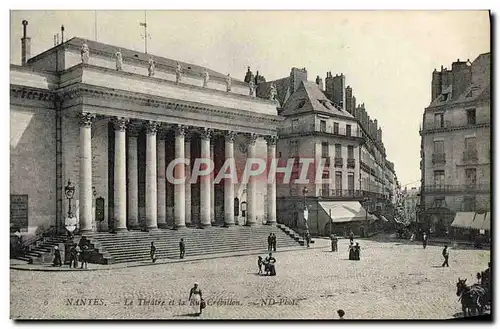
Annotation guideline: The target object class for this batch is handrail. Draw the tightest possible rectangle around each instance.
[21,227,57,247]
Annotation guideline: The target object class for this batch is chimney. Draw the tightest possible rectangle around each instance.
[289,67,307,94]
[315,75,323,91]
[451,59,472,100]
[21,20,31,65]
[431,68,442,102]
[61,25,65,44]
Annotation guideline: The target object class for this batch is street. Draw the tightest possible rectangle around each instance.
[10,238,490,319]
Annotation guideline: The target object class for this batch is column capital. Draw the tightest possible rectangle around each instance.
[248,133,259,145]
[145,121,160,135]
[79,112,96,127]
[225,131,236,143]
[200,128,212,140]
[265,135,278,146]
[113,117,129,131]
[174,124,186,137]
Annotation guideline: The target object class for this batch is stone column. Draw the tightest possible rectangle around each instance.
[174,125,186,228]
[246,134,258,226]
[157,132,167,228]
[200,128,212,227]
[127,127,139,229]
[210,141,215,224]
[79,112,95,233]
[145,121,159,231]
[113,117,129,232]
[184,133,192,226]
[266,135,277,225]
[224,131,236,226]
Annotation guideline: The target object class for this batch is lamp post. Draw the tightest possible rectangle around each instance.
[64,180,75,218]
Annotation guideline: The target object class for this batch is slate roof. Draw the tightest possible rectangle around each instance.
[280,80,355,119]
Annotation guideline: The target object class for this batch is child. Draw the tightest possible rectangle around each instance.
[257,256,263,274]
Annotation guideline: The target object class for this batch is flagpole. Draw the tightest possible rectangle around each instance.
[94,11,98,41]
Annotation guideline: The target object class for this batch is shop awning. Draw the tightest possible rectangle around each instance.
[470,213,486,230]
[451,212,476,229]
[481,212,490,231]
[319,201,368,223]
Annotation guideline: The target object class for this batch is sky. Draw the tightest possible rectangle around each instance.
[9,10,490,188]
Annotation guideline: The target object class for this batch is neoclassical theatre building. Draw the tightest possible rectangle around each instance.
[10,28,282,234]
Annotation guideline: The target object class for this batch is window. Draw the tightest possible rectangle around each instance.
[466,109,476,125]
[465,168,477,186]
[346,124,352,136]
[321,142,329,158]
[291,119,299,132]
[434,197,446,208]
[333,122,339,134]
[433,140,444,154]
[335,171,343,191]
[434,170,445,186]
[335,144,342,158]
[320,120,327,132]
[434,113,444,128]
[464,137,476,152]
[347,173,355,192]
[288,140,299,157]
[347,145,354,159]
[463,196,476,212]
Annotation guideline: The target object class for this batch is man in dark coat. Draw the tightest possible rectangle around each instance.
[331,235,338,252]
[179,238,185,259]
[271,233,277,252]
[349,230,354,244]
[69,244,78,268]
[422,232,428,249]
[441,245,449,267]
[267,234,272,252]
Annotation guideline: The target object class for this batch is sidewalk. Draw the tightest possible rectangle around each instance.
[10,239,330,272]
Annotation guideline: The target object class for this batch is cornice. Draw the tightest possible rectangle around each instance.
[10,84,56,102]
[424,98,490,112]
[59,84,283,124]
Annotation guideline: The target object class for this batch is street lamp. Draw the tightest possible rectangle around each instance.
[64,180,75,218]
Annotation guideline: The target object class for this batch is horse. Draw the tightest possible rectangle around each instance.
[456,278,487,317]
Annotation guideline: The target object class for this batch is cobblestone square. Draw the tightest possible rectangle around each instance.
[10,239,490,320]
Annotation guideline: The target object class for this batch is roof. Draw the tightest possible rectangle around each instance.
[28,37,240,82]
[280,81,356,118]
[428,52,491,108]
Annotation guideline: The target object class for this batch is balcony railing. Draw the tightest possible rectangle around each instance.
[278,124,360,137]
[463,150,478,162]
[334,157,343,168]
[432,153,446,165]
[347,158,356,168]
[421,119,490,133]
[328,189,362,197]
[422,184,490,193]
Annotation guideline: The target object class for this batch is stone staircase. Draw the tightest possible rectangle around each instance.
[276,224,306,245]
[15,235,67,264]
[82,225,302,264]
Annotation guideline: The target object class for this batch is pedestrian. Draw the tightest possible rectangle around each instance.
[305,231,310,247]
[179,238,185,259]
[267,234,272,252]
[80,245,89,269]
[52,246,62,267]
[69,244,78,268]
[188,282,204,316]
[272,233,277,252]
[337,309,345,320]
[257,256,263,274]
[354,242,361,261]
[348,242,355,260]
[349,230,354,244]
[150,241,157,263]
[422,232,428,249]
[410,233,415,242]
[441,245,449,267]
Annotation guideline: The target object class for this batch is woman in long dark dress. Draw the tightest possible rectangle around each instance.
[150,242,157,263]
[348,242,355,260]
[354,242,361,260]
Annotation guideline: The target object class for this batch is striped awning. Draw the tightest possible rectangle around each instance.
[481,212,490,231]
[319,201,368,223]
[470,213,486,230]
[451,212,476,229]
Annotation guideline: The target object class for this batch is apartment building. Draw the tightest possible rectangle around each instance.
[419,53,491,234]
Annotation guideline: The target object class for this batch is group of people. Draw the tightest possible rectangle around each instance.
[348,242,361,261]
[56,243,89,269]
[267,233,277,251]
[257,253,277,276]
[150,238,186,263]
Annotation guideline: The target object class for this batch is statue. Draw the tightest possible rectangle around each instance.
[225,74,232,92]
[269,83,277,101]
[176,62,182,83]
[115,49,123,71]
[203,69,210,87]
[148,58,155,77]
[81,42,90,64]
[248,79,255,97]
